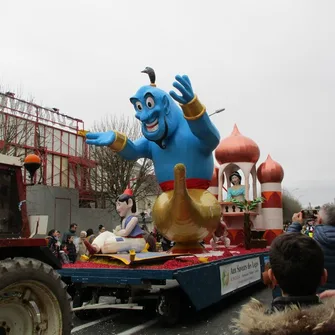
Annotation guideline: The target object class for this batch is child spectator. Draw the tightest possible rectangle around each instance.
[62,235,77,263]
[232,233,335,334]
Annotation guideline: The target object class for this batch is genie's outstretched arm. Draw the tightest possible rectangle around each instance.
[86,131,151,160]
[170,75,220,151]
[181,96,220,151]
[119,136,152,160]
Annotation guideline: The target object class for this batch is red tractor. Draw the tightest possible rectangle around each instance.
[0,154,72,334]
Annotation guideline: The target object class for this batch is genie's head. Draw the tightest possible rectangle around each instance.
[130,68,181,148]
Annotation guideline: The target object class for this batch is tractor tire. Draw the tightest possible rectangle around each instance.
[0,257,73,335]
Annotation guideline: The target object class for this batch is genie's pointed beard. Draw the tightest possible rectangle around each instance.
[153,118,168,149]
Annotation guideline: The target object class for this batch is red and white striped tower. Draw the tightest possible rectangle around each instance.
[207,167,220,199]
[257,155,284,245]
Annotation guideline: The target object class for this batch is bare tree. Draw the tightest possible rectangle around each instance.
[90,115,160,209]
[0,92,36,156]
[282,188,303,223]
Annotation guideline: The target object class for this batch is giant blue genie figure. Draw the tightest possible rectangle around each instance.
[87,68,221,253]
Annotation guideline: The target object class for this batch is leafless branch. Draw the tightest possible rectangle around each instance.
[282,188,303,223]
[0,91,36,156]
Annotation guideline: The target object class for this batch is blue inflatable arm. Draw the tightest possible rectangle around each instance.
[120,137,151,160]
[86,131,151,160]
[170,75,220,151]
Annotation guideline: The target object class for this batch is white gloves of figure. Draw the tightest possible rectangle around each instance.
[113,225,121,234]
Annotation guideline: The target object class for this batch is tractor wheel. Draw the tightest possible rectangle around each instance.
[0,257,72,335]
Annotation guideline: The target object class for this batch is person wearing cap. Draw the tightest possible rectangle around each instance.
[84,189,146,254]
[113,188,144,238]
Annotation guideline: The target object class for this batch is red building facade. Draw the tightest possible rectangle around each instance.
[0,92,96,205]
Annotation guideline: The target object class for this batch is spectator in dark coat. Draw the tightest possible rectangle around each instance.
[287,205,335,292]
[62,223,78,244]
[47,229,60,259]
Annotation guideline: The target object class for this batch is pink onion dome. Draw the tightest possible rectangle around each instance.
[215,124,260,164]
[257,154,284,183]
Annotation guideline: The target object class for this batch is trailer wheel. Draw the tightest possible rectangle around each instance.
[0,257,72,335]
[156,290,181,326]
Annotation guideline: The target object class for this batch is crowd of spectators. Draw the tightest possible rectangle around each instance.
[47,222,161,261]
[46,223,105,264]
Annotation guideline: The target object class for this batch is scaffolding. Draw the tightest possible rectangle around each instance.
[0,91,96,205]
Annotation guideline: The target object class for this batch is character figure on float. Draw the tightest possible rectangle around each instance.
[210,215,231,250]
[86,67,221,253]
[226,171,245,201]
[84,189,146,254]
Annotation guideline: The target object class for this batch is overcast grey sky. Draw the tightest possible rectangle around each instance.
[1,0,334,207]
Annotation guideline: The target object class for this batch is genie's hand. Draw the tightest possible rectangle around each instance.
[86,131,115,146]
[170,75,195,105]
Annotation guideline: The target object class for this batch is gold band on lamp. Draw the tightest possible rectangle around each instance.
[152,164,221,244]
[181,95,206,120]
[109,132,127,152]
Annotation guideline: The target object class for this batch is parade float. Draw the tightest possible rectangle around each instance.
[58,68,283,325]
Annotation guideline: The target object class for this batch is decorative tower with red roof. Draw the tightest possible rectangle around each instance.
[215,124,260,202]
[257,155,284,244]
[214,124,261,245]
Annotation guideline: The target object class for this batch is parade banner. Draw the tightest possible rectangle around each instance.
[220,257,261,295]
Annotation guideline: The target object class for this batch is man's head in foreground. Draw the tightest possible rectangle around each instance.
[269,233,327,296]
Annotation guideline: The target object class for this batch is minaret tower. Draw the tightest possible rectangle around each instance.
[257,155,284,245]
[215,124,260,202]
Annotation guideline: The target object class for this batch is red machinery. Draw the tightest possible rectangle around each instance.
[0,153,72,334]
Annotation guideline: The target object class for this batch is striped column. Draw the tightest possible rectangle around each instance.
[261,182,283,245]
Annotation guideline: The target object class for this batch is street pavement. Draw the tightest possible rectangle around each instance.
[71,283,272,335]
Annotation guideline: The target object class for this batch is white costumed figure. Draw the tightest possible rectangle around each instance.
[84,189,146,254]
[210,216,231,250]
